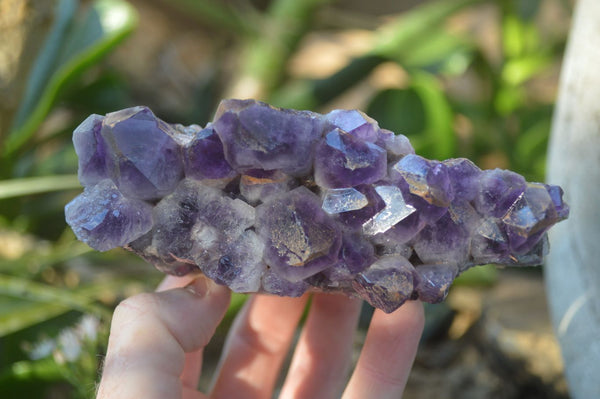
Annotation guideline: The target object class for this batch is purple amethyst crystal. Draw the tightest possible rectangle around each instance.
[73,114,108,186]
[212,99,324,176]
[183,125,236,181]
[102,106,184,200]
[353,256,416,313]
[256,187,342,282]
[314,128,387,188]
[474,169,527,218]
[65,179,153,251]
[391,154,454,207]
[414,264,458,303]
[324,109,380,142]
[65,99,569,313]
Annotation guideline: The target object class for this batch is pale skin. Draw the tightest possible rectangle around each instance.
[96,275,424,399]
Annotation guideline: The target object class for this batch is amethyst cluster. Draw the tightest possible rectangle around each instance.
[65,99,568,312]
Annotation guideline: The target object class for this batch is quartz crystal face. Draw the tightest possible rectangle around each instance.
[101,106,184,200]
[66,99,570,313]
[314,128,387,188]
[73,114,107,186]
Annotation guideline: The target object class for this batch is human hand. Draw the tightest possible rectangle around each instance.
[96,274,424,399]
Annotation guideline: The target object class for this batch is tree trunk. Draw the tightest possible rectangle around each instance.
[546,0,600,397]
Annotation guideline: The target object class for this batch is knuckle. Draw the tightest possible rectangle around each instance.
[112,293,159,324]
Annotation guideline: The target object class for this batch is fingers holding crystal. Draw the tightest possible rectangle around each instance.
[279,294,362,399]
[342,301,424,399]
[97,277,230,399]
[210,294,308,399]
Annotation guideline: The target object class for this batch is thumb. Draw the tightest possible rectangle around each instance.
[97,276,230,399]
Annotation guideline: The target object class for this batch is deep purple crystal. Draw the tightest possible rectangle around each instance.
[212,99,324,176]
[66,99,569,313]
[314,129,387,188]
[183,125,236,181]
[101,106,184,200]
[73,114,108,186]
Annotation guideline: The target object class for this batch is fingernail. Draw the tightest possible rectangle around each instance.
[184,276,211,298]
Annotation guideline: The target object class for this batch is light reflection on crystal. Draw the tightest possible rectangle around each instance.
[322,188,368,214]
[363,185,416,236]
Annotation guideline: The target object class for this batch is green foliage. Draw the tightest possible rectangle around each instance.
[0,0,570,396]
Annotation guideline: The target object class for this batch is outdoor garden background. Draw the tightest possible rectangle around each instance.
[0,0,575,397]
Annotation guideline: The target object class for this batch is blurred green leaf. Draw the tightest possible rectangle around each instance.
[494,85,523,115]
[0,175,80,200]
[390,27,472,72]
[366,88,427,137]
[454,264,498,286]
[502,55,551,86]
[0,275,114,336]
[366,72,456,161]
[502,13,526,58]
[0,233,91,277]
[10,0,78,133]
[502,12,541,59]
[372,0,482,57]
[412,72,456,160]
[161,0,254,34]
[4,0,137,157]
[271,0,482,110]
[0,358,66,398]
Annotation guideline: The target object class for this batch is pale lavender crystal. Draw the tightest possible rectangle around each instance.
[325,109,380,142]
[545,185,569,220]
[66,99,570,313]
[363,185,416,236]
[377,128,415,160]
[322,188,369,214]
[502,183,557,254]
[444,158,481,201]
[470,219,511,266]
[391,154,454,207]
[319,232,375,283]
[412,212,470,266]
[65,179,152,251]
[261,268,309,297]
[336,184,386,230]
[240,169,296,205]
